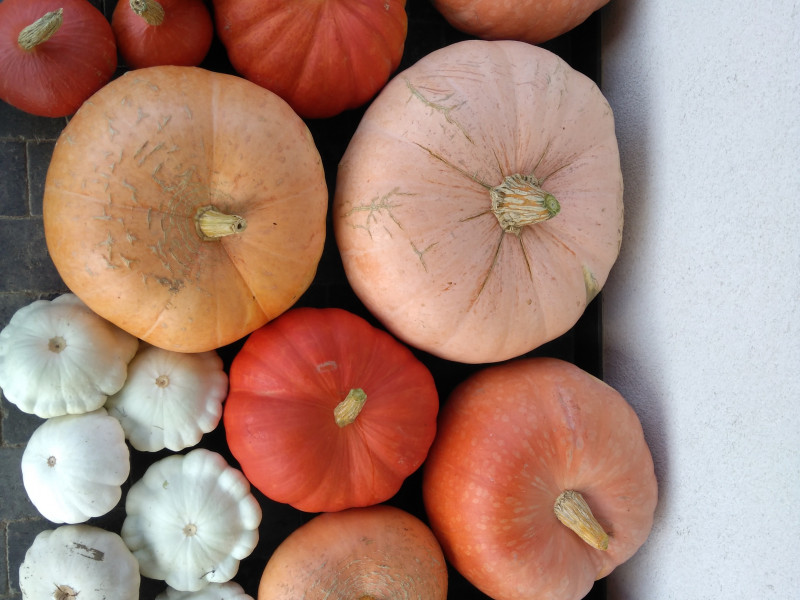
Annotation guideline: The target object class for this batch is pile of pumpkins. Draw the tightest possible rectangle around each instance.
[0,1,657,599]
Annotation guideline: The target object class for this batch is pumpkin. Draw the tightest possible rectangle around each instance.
[18,524,140,600]
[223,306,439,513]
[0,293,139,418]
[257,504,448,599]
[43,65,328,353]
[211,0,408,119]
[105,343,228,452]
[334,40,623,364]
[157,581,253,600]
[0,0,117,117]
[21,408,130,524]
[431,0,609,44]
[112,0,214,69]
[121,448,262,592]
[422,357,658,600]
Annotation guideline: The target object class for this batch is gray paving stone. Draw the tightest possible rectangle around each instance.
[6,517,49,597]
[26,141,55,217]
[0,291,65,329]
[0,523,7,596]
[0,101,66,142]
[1,395,44,448]
[0,218,64,293]
[0,447,39,521]
[0,142,27,217]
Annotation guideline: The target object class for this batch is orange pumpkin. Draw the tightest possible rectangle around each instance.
[258,505,448,600]
[334,40,623,364]
[431,0,609,44]
[422,357,657,600]
[43,66,328,353]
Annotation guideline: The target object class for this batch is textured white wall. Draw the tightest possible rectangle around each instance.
[600,0,800,597]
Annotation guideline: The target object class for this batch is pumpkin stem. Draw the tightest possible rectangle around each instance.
[130,0,166,26]
[490,173,560,235]
[18,8,63,51]
[195,205,247,240]
[53,584,78,600]
[553,490,609,551]
[334,388,367,427]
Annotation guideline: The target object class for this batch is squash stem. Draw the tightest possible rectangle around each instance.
[553,490,609,551]
[194,205,247,240]
[490,173,559,235]
[130,0,165,26]
[334,388,367,427]
[18,8,63,51]
[53,584,78,600]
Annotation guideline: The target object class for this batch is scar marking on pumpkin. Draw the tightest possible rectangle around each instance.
[414,143,491,188]
[158,115,172,131]
[106,116,119,140]
[133,140,148,159]
[316,361,338,373]
[405,79,473,143]
[71,543,104,561]
[410,240,438,272]
[139,142,165,166]
[344,187,412,237]
[583,265,600,303]
[136,107,149,124]
[183,105,193,119]
[122,179,139,204]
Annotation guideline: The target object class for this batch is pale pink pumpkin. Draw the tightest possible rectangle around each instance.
[334,40,623,364]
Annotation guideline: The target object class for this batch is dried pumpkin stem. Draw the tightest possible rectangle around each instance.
[53,584,78,600]
[195,205,247,240]
[490,173,560,235]
[553,490,609,551]
[130,0,165,26]
[18,8,63,51]
[334,388,367,427]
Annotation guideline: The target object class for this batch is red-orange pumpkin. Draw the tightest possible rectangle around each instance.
[258,505,448,599]
[111,0,214,69]
[211,0,408,119]
[422,357,658,600]
[432,0,609,44]
[43,66,328,353]
[0,0,117,117]
[334,40,623,364]
[223,307,439,513]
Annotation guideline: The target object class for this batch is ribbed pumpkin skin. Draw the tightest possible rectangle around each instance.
[422,357,658,600]
[258,505,448,600]
[212,0,408,119]
[112,0,214,69]
[0,0,117,117]
[334,40,623,364]
[224,307,439,513]
[432,0,609,44]
[43,66,328,353]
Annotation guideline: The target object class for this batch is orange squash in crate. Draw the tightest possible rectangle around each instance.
[423,357,657,600]
[43,66,328,353]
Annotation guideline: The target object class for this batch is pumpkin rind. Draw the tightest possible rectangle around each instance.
[334,40,623,363]
[422,357,657,600]
[156,581,253,600]
[212,0,408,119]
[43,66,328,353]
[432,0,609,44]
[121,448,262,592]
[0,0,117,117]
[21,408,131,524]
[223,307,439,513]
[0,293,139,418]
[257,505,448,600]
[18,524,140,600]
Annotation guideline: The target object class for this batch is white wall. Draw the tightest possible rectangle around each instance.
[600,0,800,597]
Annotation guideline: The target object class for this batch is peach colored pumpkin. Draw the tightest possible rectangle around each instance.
[432,0,609,44]
[43,66,327,353]
[422,357,657,600]
[334,40,623,364]
[258,505,448,600]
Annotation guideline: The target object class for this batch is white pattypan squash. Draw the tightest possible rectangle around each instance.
[121,448,262,592]
[106,344,228,452]
[18,524,140,600]
[156,581,254,600]
[0,293,138,418]
[21,408,130,523]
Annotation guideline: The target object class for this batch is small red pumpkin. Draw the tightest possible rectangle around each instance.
[258,505,448,600]
[223,307,439,513]
[211,0,408,119]
[111,0,214,69]
[423,357,658,600]
[0,0,117,117]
